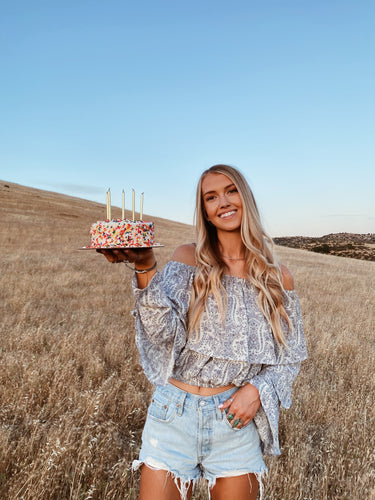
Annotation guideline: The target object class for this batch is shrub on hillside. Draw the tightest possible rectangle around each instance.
[311,244,331,254]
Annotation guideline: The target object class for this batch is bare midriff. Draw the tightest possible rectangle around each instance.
[169,378,235,396]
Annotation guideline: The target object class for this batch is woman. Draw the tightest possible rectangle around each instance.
[100,165,307,500]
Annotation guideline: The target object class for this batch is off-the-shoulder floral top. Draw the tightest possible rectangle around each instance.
[132,260,307,455]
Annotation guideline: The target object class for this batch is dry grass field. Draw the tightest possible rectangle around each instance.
[1,181,374,500]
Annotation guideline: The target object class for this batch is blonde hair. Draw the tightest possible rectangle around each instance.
[188,164,291,346]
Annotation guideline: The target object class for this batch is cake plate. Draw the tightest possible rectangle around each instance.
[80,243,164,250]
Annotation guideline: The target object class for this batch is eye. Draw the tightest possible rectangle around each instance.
[227,188,238,195]
[205,195,216,202]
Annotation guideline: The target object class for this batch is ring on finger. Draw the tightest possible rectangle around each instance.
[227,413,234,421]
[233,419,241,428]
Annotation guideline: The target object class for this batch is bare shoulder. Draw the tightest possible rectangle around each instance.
[280,264,295,291]
[171,243,196,266]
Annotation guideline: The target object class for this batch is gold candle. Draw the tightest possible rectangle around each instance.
[140,192,144,220]
[132,189,135,221]
[108,188,111,220]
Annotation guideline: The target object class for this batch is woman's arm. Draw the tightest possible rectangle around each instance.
[220,265,307,454]
[132,258,194,385]
[98,242,196,289]
[280,263,294,290]
[97,248,157,288]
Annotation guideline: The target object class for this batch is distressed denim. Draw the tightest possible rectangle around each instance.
[133,383,267,499]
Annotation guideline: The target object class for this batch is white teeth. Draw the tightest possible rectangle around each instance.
[220,211,236,218]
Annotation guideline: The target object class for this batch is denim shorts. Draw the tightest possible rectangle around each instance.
[132,383,267,499]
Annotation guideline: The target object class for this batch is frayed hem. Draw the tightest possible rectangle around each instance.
[132,459,267,500]
[206,468,267,500]
[255,469,267,500]
[132,458,199,500]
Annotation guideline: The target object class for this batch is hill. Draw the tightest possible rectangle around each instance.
[274,233,375,261]
[0,181,374,499]
[0,181,195,256]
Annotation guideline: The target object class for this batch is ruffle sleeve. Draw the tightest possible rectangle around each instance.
[249,289,307,455]
[250,362,301,455]
[132,261,194,385]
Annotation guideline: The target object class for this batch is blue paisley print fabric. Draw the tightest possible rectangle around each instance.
[132,260,307,455]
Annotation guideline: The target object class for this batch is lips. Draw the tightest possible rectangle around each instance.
[219,210,236,219]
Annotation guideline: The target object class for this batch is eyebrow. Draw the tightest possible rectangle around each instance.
[203,183,236,197]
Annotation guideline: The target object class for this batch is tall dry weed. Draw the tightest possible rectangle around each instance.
[0,182,374,499]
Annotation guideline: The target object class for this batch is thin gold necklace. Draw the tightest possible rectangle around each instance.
[221,255,246,261]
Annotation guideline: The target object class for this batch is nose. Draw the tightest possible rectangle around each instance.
[219,193,230,208]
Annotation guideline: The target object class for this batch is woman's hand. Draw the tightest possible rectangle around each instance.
[96,248,155,266]
[219,383,261,429]
[96,248,157,289]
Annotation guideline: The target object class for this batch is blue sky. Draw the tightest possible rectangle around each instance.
[1,0,374,236]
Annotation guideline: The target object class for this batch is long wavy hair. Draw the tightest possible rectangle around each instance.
[188,164,291,346]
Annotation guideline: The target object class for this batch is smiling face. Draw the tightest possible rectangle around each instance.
[201,172,243,233]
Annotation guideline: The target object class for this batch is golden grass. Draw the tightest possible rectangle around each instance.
[0,181,374,499]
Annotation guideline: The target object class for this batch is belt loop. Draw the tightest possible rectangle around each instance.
[176,391,187,416]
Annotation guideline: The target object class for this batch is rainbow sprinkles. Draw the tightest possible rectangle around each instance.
[89,219,155,248]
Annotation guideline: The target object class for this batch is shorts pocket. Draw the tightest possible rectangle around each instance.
[222,413,250,432]
[147,391,177,424]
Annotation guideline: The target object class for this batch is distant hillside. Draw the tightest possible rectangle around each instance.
[274,233,375,261]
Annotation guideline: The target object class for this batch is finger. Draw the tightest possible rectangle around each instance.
[232,418,242,428]
[112,249,130,262]
[241,418,251,428]
[218,396,235,411]
[99,250,119,263]
[121,248,155,263]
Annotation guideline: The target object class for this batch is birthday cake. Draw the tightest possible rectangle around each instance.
[88,219,155,248]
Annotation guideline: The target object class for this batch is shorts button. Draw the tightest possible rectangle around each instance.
[200,401,206,406]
